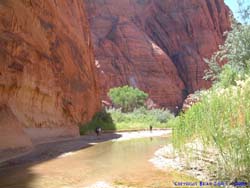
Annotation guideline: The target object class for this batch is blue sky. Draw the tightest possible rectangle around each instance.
[225,0,239,19]
[224,0,250,22]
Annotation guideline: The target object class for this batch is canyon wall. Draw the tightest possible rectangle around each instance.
[86,0,231,111]
[0,0,100,151]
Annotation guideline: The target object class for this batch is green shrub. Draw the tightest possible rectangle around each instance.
[110,107,174,130]
[80,107,174,134]
[108,85,148,112]
[79,109,115,135]
[204,23,250,87]
[218,64,238,87]
[170,79,250,181]
[173,3,250,181]
[147,108,174,123]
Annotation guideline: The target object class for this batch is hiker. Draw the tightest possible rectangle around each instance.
[95,127,102,136]
[149,125,153,132]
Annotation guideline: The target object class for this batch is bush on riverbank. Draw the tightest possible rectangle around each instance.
[80,107,174,134]
[170,78,250,182]
[170,10,250,181]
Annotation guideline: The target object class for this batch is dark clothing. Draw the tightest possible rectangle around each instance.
[95,127,102,136]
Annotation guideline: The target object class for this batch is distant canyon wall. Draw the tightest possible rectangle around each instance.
[86,0,231,111]
[0,0,100,151]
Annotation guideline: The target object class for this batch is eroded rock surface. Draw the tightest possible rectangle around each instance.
[0,0,100,151]
[86,0,231,110]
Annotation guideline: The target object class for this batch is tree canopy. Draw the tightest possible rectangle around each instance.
[108,85,148,112]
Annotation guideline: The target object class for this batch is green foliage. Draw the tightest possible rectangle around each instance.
[217,64,238,87]
[110,107,174,126]
[108,86,148,112]
[81,86,173,134]
[204,24,250,87]
[172,2,250,182]
[147,108,174,123]
[222,24,250,71]
[170,79,250,181]
[108,107,174,130]
[79,109,115,135]
[80,107,174,134]
[203,56,222,82]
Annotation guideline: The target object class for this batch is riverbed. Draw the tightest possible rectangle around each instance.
[0,130,196,188]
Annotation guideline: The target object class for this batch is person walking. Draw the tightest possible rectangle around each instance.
[95,127,102,136]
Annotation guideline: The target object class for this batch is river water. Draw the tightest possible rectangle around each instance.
[0,136,196,188]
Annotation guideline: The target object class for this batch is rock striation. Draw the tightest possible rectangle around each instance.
[86,0,231,111]
[0,0,100,152]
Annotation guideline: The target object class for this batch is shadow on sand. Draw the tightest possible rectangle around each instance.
[0,132,122,188]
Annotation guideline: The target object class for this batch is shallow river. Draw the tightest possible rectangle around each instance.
[0,136,195,188]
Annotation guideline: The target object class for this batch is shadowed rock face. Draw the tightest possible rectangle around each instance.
[0,0,100,151]
[86,0,231,110]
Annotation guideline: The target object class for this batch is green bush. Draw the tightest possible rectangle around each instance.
[170,79,250,181]
[79,109,115,135]
[108,85,148,112]
[218,64,238,87]
[80,107,174,134]
[147,108,174,123]
[172,3,250,182]
[204,23,250,87]
[104,107,173,130]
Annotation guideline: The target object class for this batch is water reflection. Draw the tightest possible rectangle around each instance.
[0,136,195,188]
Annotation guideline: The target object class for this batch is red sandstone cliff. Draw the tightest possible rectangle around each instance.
[86,0,231,110]
[0,0,100,152]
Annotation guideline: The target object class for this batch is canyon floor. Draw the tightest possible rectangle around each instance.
[1,130,222,188]
[0,130,171,167]
[1,130,197,188]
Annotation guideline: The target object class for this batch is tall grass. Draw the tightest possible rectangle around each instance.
[170,78,250,181]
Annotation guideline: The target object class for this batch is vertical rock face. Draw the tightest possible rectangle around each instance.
[0,0,100,151]
[86,0,231,110]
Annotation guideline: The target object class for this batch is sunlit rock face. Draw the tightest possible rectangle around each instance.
[86,0,231,111]
[0,0,100,151]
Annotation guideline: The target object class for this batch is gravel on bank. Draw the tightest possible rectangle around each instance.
[149,140,219,181]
